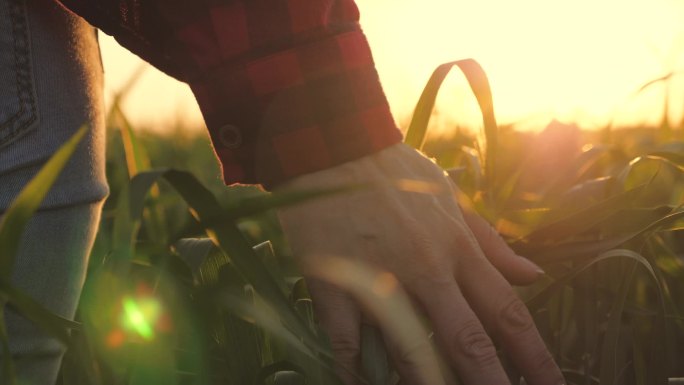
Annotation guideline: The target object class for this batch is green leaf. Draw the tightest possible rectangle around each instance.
[110,182,136,266]
[539,144,611,198]
[556,176,614,208]
[526,249,661,316]
[173,238,215,275]
[585,206,675,238]
[361,325,390,385]
[519,209,684,262]
[405,59,498,186]
[273,371,306,385]
[256,362,304,385]
[519,183,648,244]
[128,170,334,362]
[220,293,336,382]
[0,279,78,343]
[177,184,362,236]
[646,152,684,171]
[459,146,483,192]
[598,259,637,385]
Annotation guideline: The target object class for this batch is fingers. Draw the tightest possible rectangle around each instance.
[427,175,544,286]
[380,325,447,385]
[456,258,564,385]
[461,209,544,286]
[307,279,363,385]
[412,280,511,385]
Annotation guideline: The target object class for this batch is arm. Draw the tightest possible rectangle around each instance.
[57,1,563,384]
[56,0,402,187]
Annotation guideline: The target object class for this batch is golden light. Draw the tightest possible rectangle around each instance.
[100,0,684,133]
[359,0,684,132]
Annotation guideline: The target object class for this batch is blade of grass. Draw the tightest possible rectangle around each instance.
[273,371,306,385]
[256,361,304,385]
[526,249,661,316]
[220,292,338,383]
[540,145,611,198]
[0,279,78,342]
[113,103,169,246]
[173,238,215,275]
[110,182,136,266]
[646,152,684,171]
[519,209,684,262]
[128,170,334,362]
[519,183,649,244]
[599,258,637,385]
[307,256,445,385]
[176,185,363,236]
[161,170,331,354]
[405,59,498,187]
[361,325,390,385]
[527,247,669,385]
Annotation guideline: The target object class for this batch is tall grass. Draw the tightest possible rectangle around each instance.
[0,59,682,385]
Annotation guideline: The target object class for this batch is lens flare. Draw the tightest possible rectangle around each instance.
[121,296,162,340]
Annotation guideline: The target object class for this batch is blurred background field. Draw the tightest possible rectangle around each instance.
[60,59,682,384]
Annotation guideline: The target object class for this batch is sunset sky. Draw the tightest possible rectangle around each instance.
[100,0,684,135]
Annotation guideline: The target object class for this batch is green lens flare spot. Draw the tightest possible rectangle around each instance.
[121,296,161,340]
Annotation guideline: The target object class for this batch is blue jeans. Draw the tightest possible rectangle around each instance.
[0,0,109,383]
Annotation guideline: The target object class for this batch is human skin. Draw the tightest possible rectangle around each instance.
[277,143,564,385]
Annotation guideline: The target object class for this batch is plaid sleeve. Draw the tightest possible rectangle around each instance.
[57,0,403,188]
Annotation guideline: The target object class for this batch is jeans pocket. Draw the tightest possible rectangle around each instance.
[0,0,38,149]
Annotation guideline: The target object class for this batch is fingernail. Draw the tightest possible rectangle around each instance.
[519,255,546,276]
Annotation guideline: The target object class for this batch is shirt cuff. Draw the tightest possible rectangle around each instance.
[189,30,403,189]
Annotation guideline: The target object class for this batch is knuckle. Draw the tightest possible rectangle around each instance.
[452,320,499,365]
[395,337,433,368]
[330,334,361,361]
[497,296,535,335]
[528,347,558,374]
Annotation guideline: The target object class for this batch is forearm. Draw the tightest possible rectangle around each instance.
[55,0,403,187]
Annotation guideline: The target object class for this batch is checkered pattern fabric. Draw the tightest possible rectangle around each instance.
[57,0,403,187]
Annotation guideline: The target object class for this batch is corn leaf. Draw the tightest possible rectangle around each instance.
[405,59,498,186]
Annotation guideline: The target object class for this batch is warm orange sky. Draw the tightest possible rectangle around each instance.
[100,0,684,134]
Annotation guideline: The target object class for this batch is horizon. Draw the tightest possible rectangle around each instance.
[100,0,684,135]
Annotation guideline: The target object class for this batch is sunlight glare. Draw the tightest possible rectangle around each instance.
[100,0,684,133]
[358,0,684,131]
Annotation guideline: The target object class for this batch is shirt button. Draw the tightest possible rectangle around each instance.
[218,124,242,149]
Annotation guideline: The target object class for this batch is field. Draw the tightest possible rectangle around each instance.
[1,60,683,385]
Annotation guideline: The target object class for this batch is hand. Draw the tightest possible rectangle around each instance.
[276,143,563,385]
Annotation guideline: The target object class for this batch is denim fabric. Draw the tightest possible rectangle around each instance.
[0,0,109,384]
[2,202,103,385]
[0,0,109,211]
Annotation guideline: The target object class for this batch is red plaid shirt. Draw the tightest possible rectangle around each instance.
[57,0,403,188]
